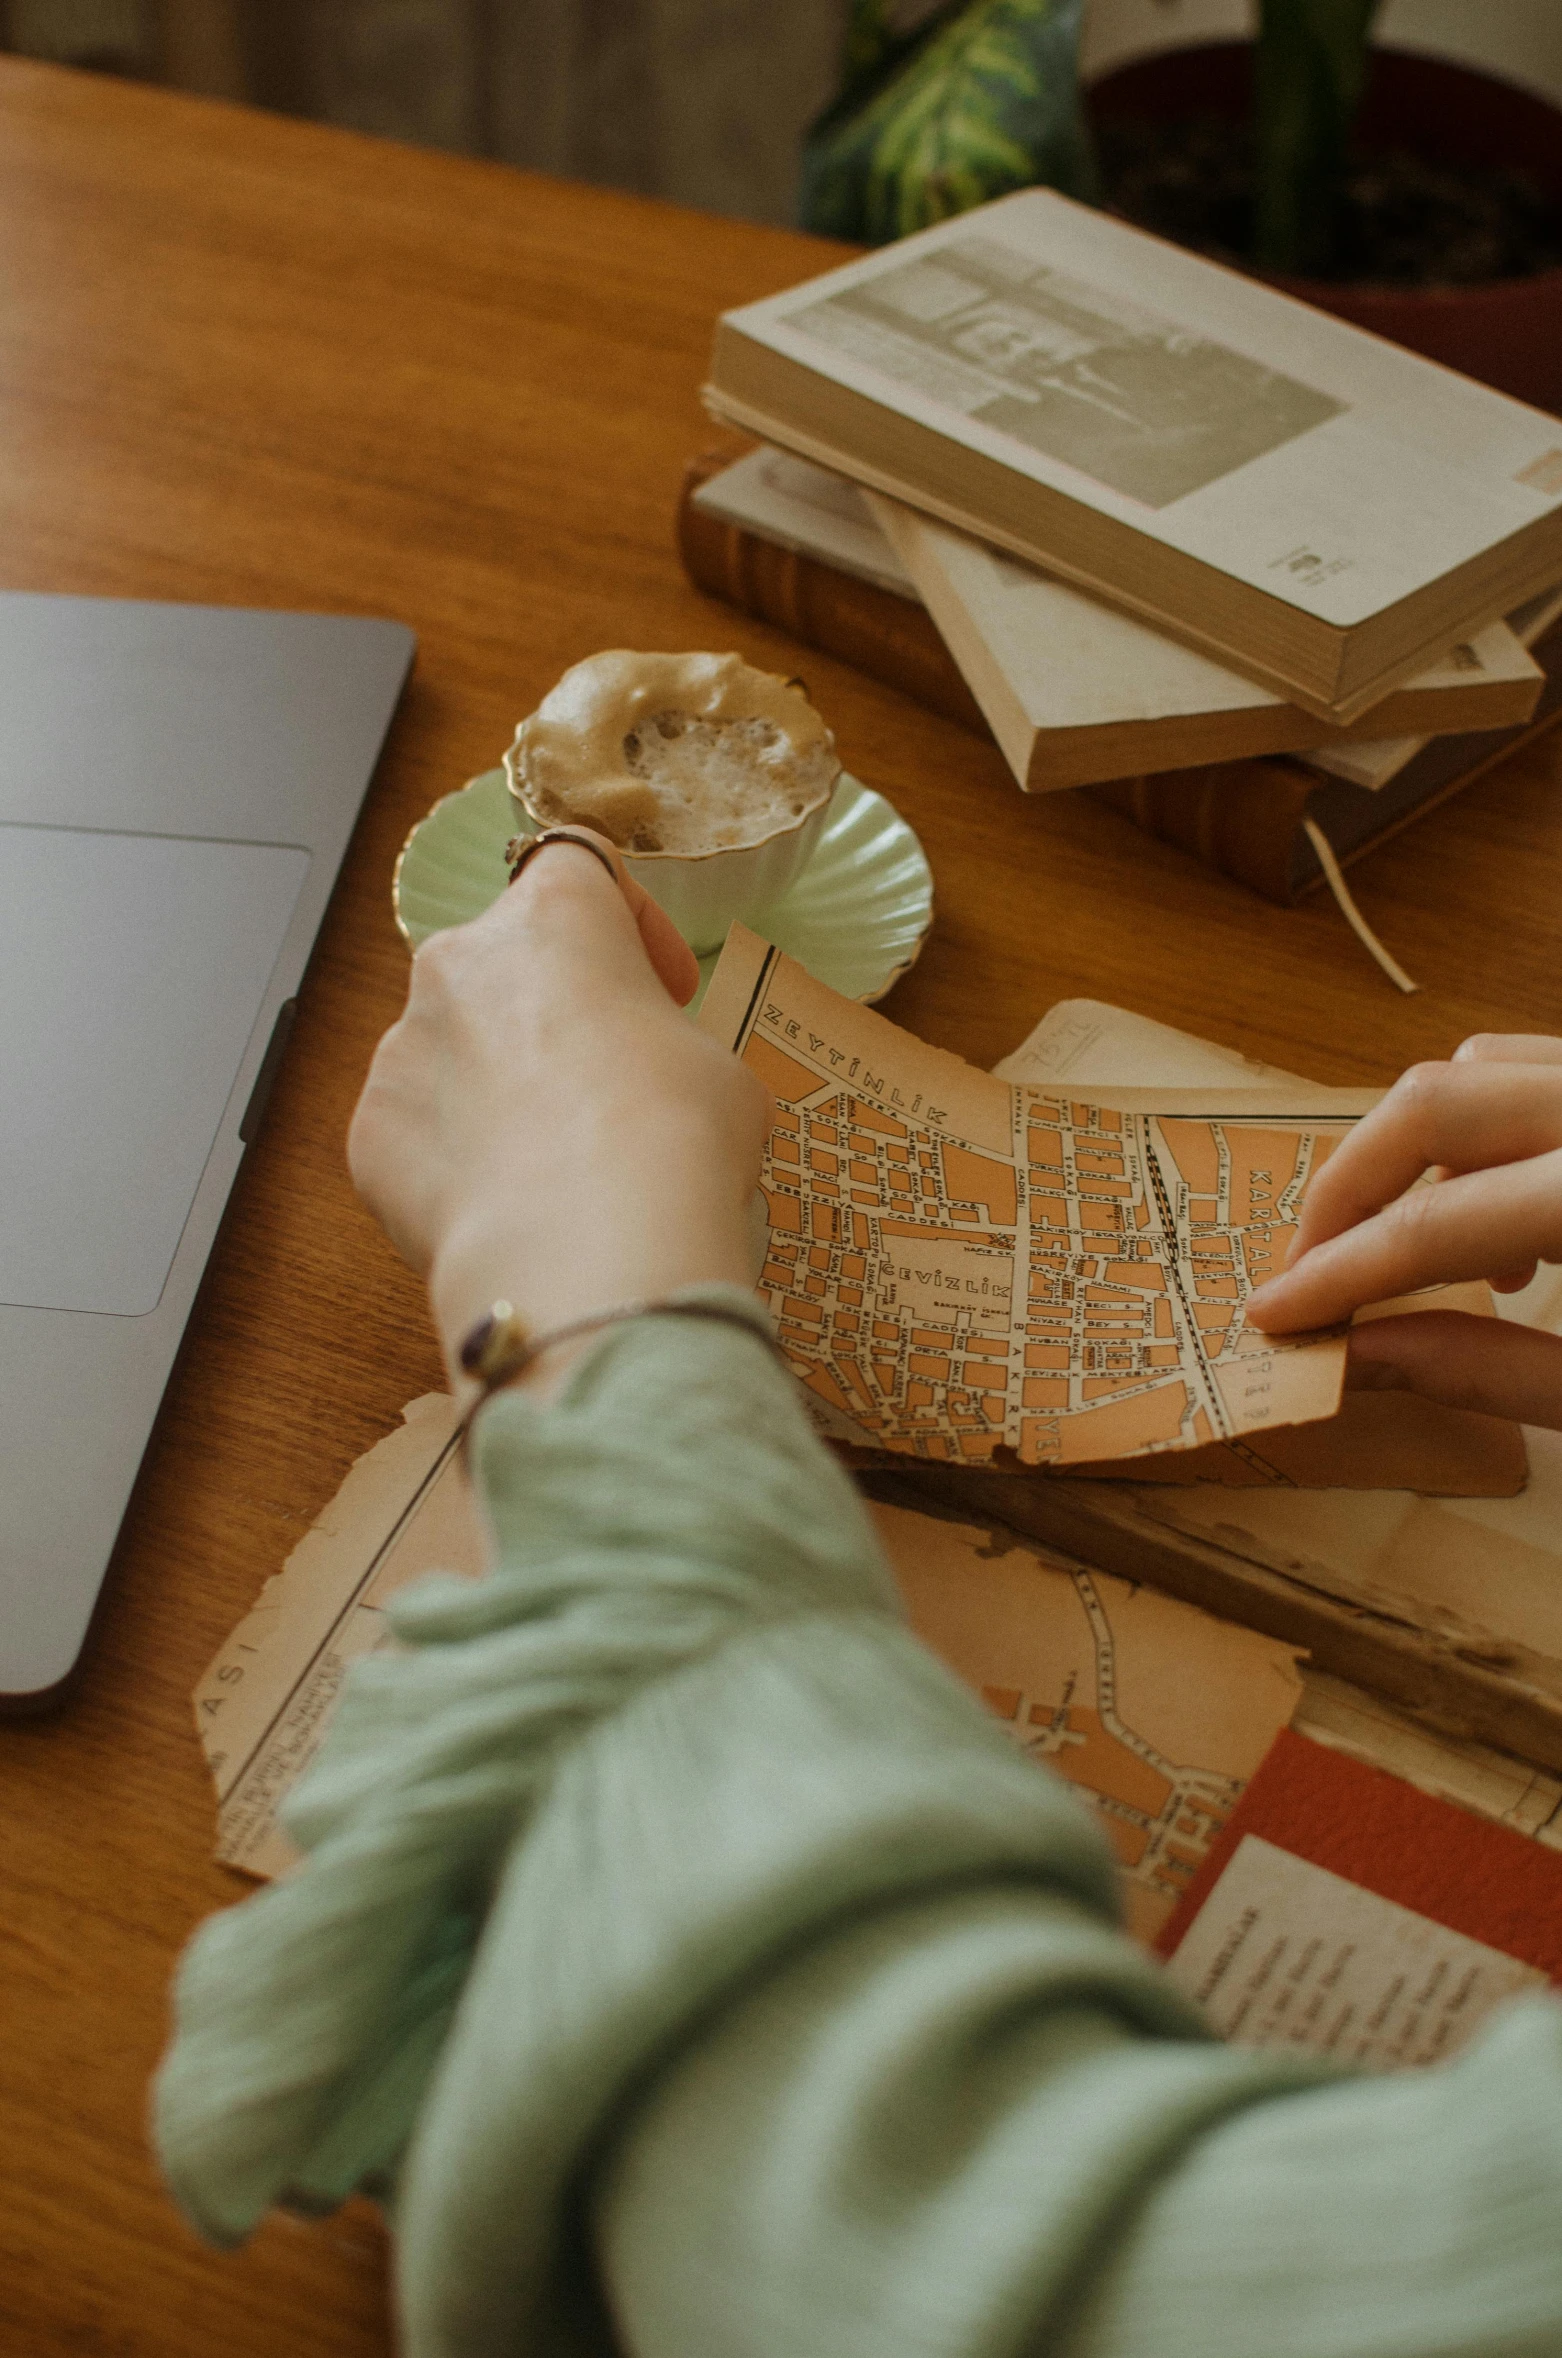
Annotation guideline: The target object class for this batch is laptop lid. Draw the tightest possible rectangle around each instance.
[0,593,414,1704]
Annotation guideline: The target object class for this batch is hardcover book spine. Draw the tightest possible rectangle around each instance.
[1295,624,1562,895]
[1089,768,1309,906]
[1090,641,1562,904]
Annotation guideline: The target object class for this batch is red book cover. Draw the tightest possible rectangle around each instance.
[1155,1730,1562,2066]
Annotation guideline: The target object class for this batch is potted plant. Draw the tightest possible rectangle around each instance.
[801,0,1562,409]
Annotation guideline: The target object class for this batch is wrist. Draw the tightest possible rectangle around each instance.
[429,1198,759,1391]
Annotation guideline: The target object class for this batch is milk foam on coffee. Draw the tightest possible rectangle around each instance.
[512,650,839,856]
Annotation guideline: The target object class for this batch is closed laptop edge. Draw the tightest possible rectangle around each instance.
[0,596,415,1708]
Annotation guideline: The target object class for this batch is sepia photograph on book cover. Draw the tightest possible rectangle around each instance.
[793,232,1342,512]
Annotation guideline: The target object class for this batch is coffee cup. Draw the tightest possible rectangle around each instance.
[504,651,838,954]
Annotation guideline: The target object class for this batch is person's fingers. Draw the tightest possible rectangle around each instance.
[532,829,701,1004]
[1425,1038,1562,1181]
[511,829,701,1004]
[439,829,698,1011]
[1491,1263,1541,1294]
[1454,1033,1562,1066]
[1286,1061,1562,1264]
[441,835,667,1014]
[1249,1149,1562,1331]
[1345,1309,1562,1430]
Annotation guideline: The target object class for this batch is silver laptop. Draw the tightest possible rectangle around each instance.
[0,592,414,1705]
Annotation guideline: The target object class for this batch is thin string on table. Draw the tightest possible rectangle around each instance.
[1303,817,1420,995]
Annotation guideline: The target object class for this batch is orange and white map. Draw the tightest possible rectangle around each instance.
[700,929,1352,1468]
[875,1498,1302,1939]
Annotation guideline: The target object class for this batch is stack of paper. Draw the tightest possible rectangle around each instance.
[695,441,1560,799]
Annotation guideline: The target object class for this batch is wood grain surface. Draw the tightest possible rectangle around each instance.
[0,54,1559,2357]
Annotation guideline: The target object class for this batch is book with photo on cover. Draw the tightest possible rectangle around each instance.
[676,452,1562,906]
[705,191,1562,722]
[697,446,1549,789]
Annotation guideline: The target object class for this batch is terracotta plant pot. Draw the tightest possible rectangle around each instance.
[1087,43,1562,414]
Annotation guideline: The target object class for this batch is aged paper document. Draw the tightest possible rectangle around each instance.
[874,1499,1301,1941]
[1166,1835,1546,2064]
[195,1393,480,1878]
[195,1387,1561,1922]
[700,927,1361,1469]
[989,996,1525,1494]
[195,1404,1299,1928]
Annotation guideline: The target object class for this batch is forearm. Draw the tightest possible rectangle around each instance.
[156,1303,1562,2358]
[593,1887,1306,2358]
[458,1316,1562,2358]
[384,1305,1234,2353]
[157,1303,1059,2212]
[156,1305,1176,2288]
[594,1886,1562,2358]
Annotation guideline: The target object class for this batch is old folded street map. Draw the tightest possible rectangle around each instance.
[875,1498,1302,1940]
[700,930,1351,1469]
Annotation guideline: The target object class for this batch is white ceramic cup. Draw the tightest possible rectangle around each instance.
[504,750,835,955]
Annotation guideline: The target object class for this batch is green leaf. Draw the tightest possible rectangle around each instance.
[1254,0,1383,273]
[801,0,1094,246]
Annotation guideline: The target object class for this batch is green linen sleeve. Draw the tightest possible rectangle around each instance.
[153,1290,1562,2358]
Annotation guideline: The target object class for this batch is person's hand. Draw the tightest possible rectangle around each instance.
[347,834,771,1384]
[1245,1034,1562,1428]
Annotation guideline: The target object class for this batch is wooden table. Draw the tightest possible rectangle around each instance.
[1,54,1558,2357]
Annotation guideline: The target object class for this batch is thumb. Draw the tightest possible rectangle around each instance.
[1345,1309,1562,1429]
[502,825,701,1004]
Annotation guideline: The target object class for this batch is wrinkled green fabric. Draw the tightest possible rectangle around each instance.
[156,1291,1562,2357]
[800,0,1095,245]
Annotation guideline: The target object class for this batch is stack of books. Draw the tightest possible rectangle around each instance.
[684,189,1562,909]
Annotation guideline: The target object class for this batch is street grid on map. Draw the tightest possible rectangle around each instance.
[872,1497,1300,1940]
[711,935,1347,1469]
[984,1562,1242,1907]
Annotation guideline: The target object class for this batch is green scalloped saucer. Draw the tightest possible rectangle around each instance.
[393,767,934,1005]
